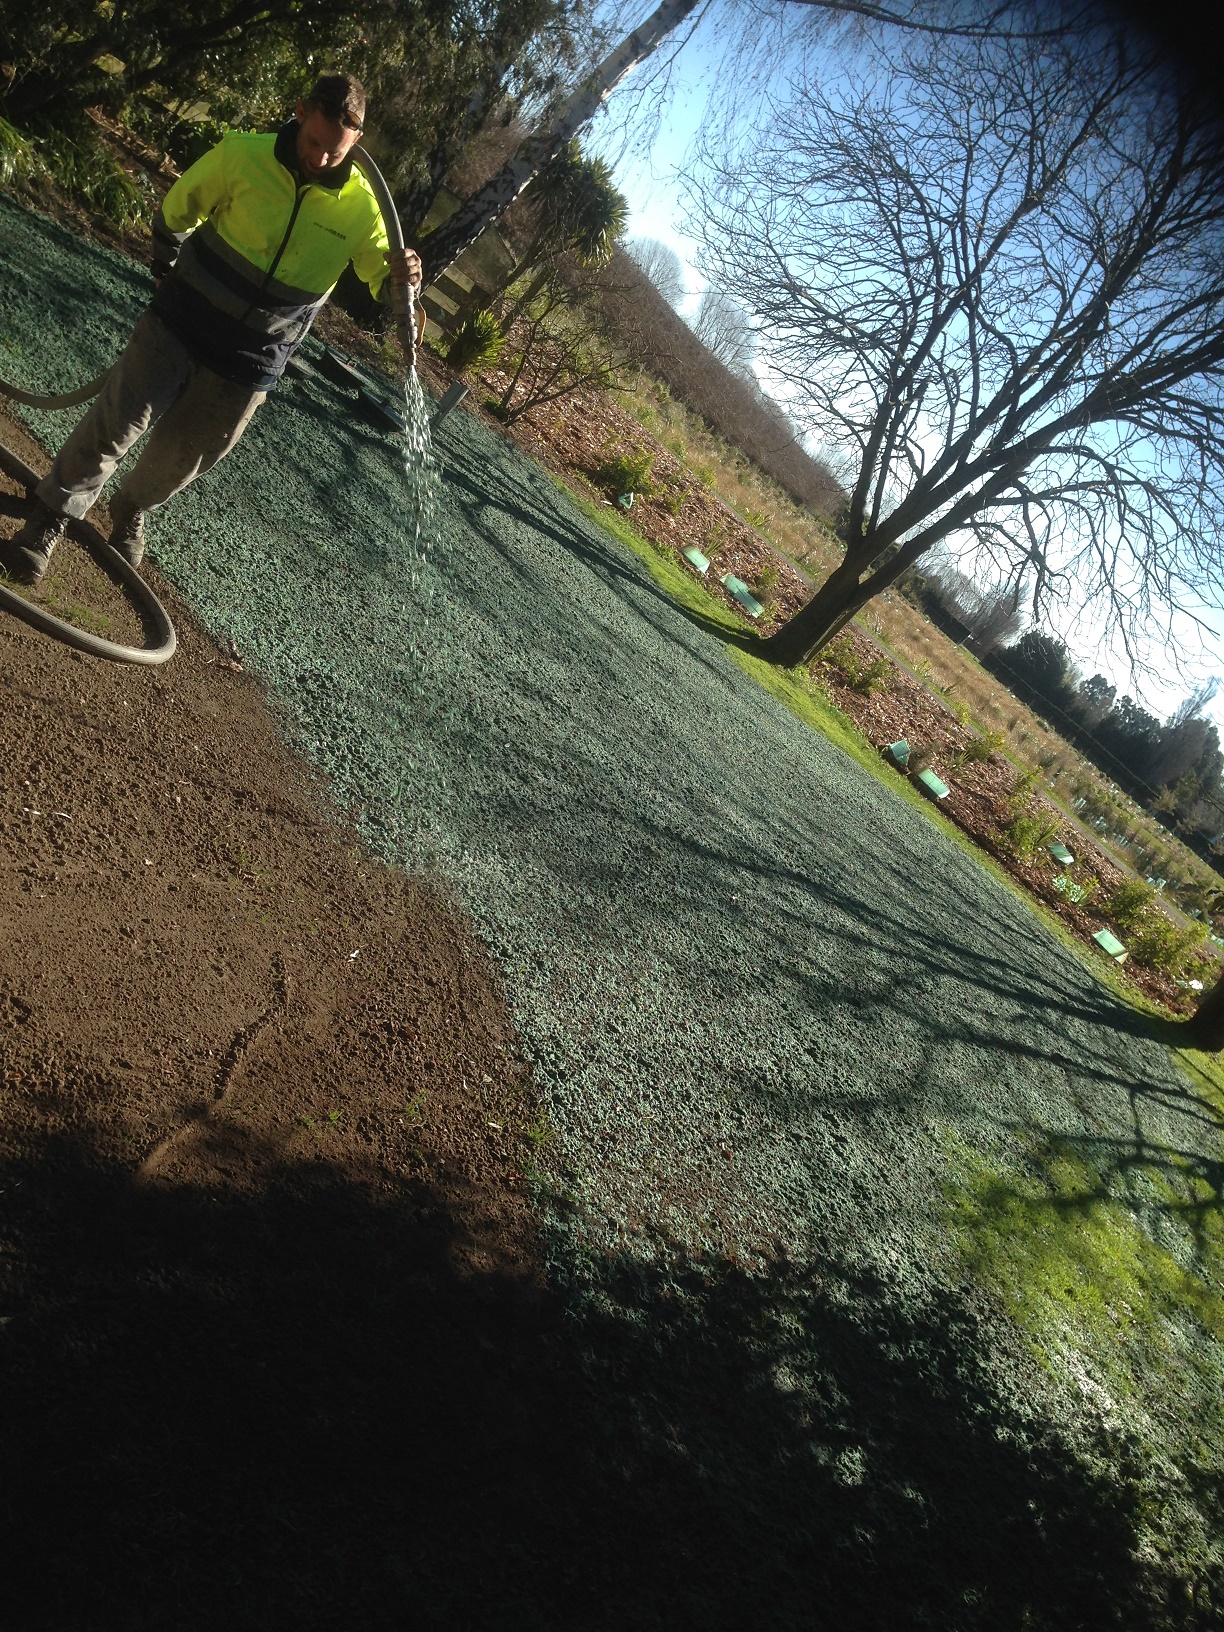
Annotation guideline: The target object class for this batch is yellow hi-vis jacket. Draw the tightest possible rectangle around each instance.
[149,121,390,389]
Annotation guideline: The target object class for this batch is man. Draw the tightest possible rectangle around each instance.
[12,71,422,586]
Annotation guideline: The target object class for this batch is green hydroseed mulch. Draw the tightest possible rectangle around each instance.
[4,191,1223,1625]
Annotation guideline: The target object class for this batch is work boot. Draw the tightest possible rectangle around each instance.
[10,501,67,586]
[109,500,146,569]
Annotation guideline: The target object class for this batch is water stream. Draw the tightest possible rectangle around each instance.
[400,368,441,577]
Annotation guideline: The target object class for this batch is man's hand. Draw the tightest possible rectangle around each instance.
[385,246,422,291]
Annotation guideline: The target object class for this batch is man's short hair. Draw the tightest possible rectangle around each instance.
[305,72,366,132]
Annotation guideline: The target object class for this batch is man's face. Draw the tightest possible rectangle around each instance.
[294,100,361,179]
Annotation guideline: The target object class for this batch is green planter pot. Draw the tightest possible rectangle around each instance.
[1093,929,1127,963]
[721,574,764,618]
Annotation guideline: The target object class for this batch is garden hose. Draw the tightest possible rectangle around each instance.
[351,145,419,368]
[0,369,112,410]
[0,441,177,665]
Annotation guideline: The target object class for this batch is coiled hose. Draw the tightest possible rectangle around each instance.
[0,143,412,664]
[0,439,177,664]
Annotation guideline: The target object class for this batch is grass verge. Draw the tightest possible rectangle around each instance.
[943,1128,1224,1574]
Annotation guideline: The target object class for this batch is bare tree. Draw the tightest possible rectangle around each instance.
[683,32,1224,672]
[625,236,687,307]
[490,270,628,422]
[690,286,758,373]
[418,0,1096,283]
[924,558,1024,652]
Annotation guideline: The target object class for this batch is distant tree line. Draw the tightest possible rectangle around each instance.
[988,630,1222,858]
[897,561,1224,860]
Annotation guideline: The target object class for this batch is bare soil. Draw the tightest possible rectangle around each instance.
[0,404,584,1628]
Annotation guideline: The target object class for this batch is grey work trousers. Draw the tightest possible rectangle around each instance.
[37,310,266,521]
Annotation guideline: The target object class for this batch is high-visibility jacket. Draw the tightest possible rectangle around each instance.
[149,121,389,389]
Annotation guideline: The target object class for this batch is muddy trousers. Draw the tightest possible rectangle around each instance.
[36,310,266,521]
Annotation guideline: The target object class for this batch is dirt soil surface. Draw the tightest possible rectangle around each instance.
[0,409,577,1629]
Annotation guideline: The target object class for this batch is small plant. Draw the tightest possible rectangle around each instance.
[1008,766,1039,809]
[1054,870,1101,908]
[446,308,504,375]
[598,447,655,498]
[1074,870,1100,907]
[1003,808,1061,861]
[825,635,892,695]
[753,560,781,610]
[1107,877,1156,930]
[961,726,1006,765]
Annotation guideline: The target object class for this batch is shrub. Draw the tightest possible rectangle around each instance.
[1107,878,1156,930]
[1003,809,1060,861]
[1126,916,1212,978]
[961,726,1007,765]
[446,309,504,375]
[598,447,655,497]
[825,635,892,695]
[754,561,781,604]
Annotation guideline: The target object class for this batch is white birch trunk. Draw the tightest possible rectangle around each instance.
[419,0,703,282]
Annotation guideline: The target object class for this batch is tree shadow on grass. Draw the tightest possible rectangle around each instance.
[1,1122,1212,1632]
[437,431,762,658]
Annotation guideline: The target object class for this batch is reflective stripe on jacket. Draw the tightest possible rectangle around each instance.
[149,122,389,389]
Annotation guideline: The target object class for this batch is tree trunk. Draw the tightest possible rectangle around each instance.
[1178,973,1224,1053]
[419,0,701,283]
[759,547,896,665]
